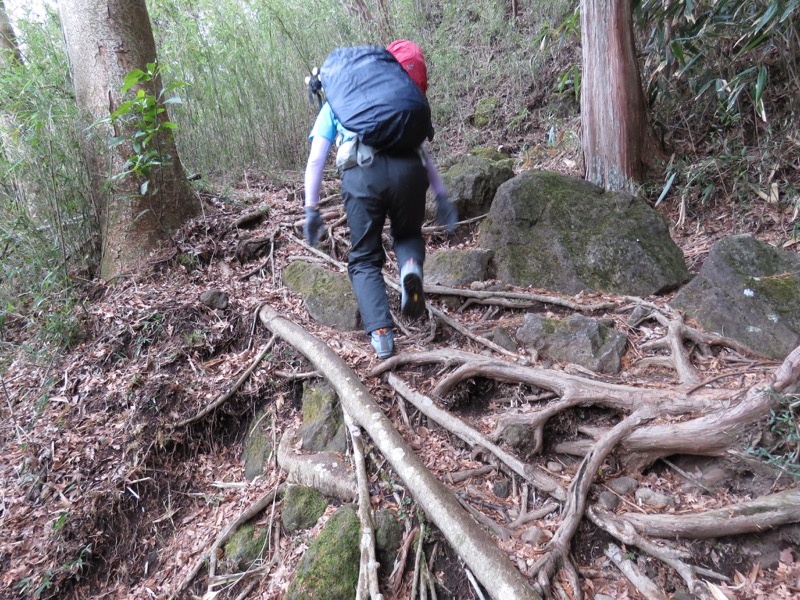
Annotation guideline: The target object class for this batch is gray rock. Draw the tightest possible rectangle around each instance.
[673,591,697,600]
[522,525,546,546]
[608,476,638,495]
[499,424,532,451]
[597,491,620,511]
[282,485,328,532]
[285,504,360,600]
[299,382,347,453]
[595,595,616,600]
[425,248,494,287]
[516,313,628,374]
[478,170,690,296]
[672,234,800,360]
[491,326,519,353]
[635,487,674,508]
[492,479,510,498]
[283,261,360,331]
[436,153,515,219]
[200,289,229,310]
[546,461,563,473]
[242,411,272,481]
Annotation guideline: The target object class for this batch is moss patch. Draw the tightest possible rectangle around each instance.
[285,504,360,600]
[222,523,268,573]
[282,485,328,532]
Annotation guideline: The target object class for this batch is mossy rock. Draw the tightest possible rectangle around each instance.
[516,313,628,374]
[374,508,403,574]
[242,410,272,481]
[672,234,800,359]
[282,485,328,532]
[285,504,360,600]
[299,382,346,453]
[222,523,268,573]
[283,262,359,331]
[478,170,690,296]
[425,248,493,287]
[438,154,514,220]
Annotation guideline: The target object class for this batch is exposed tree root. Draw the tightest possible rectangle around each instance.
[619,485,800,538]
[344,411,383,600]
[276,427,357,501]
[588,505,730,596]
[604,542,669,600]
[259,304,541,600]
[387,372,566,501]
[529,409,653,597]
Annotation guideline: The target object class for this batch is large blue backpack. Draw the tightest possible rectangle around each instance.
[319,46,434,150]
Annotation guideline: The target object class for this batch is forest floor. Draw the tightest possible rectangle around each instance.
[2,141,800,600]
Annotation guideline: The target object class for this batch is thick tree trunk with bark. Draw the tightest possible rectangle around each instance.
[0,0,22,65]
[58,0,199,280]
[580,0,654,191]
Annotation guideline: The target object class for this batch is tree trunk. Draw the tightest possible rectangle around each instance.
[580,0,654,191]
[58,0,199,280]
[0,0,22,65]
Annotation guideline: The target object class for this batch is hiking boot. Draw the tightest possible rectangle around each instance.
[400,259,425,319]
[370,328,394,359]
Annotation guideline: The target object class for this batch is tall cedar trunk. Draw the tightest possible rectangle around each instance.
[58,0,199,280]
[0,0,22,65]
[580,0,651,191]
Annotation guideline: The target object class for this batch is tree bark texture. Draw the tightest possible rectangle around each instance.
[0,0,22,65]
[58,0,199,280]
[580,0,652,191]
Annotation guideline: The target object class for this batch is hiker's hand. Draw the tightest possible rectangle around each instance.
[435,194,458,234]
[303,206,324,246]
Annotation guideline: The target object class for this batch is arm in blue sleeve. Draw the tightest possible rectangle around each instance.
[303,135,332,207]
[421,146,447,197]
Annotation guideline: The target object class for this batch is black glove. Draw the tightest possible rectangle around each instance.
[435,194,458,234]
[303,206,324,246]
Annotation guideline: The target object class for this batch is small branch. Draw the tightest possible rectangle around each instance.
[175,336,276,427]
[168,483,285,600]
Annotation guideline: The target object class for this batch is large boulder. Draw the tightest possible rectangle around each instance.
[478,171,690,296]
[438,152,515,219]
[672,234,800,360]
[283,261,359,330]
[516,313,628,374]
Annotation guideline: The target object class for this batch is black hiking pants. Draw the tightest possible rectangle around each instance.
[341,151,428,333]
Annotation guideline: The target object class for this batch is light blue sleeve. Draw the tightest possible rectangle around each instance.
[309,102,338,142]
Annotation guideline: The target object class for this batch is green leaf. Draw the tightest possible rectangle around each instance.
[121,69,146,93]
[160,121,178,130]
[163,96,183,105]
[140,180,149,196]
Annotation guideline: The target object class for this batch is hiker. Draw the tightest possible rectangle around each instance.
[302,39,457,359]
